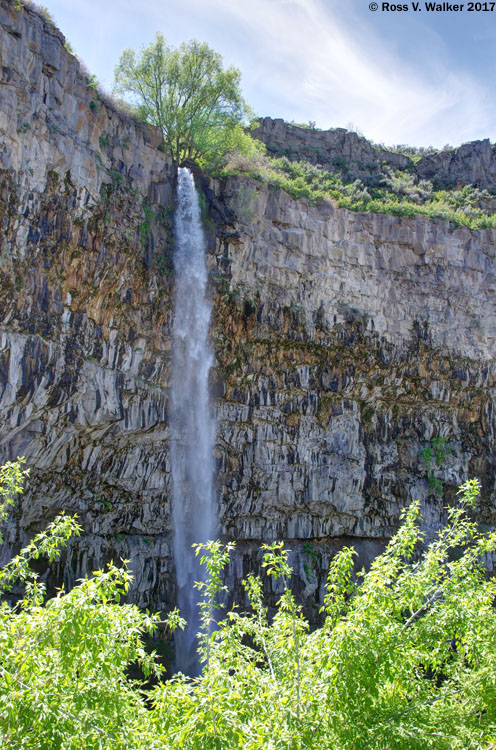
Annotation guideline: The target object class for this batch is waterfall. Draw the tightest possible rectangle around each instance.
[170,167,216,676]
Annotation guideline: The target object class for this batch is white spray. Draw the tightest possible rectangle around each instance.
[171,167,216,675]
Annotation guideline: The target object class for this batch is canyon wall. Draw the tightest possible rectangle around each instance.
[1,0,496,619]
[253,116,496,190]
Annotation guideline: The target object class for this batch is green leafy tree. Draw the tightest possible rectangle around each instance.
[114,33,259,167]
[152,479,496,749]
[2,460,496,749]
[0,460,169,748]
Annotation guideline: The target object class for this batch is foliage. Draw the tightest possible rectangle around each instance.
[289,121,321,131]
[64,37,74,55]
[383,168,433,202]
[37,4,55,26]
[431,436,452,467]
[0,459,26,535]
[219,152,496,230]
[200,122,265,172]
[150,479,496,749]
[0,461,165,748]
[114,33,257,166]
[86,73,100,92]
[378,143,448,158]
[421,437,453,497]
[1,464,496,748]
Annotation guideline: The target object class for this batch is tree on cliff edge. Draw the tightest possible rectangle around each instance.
[114,33,257,167]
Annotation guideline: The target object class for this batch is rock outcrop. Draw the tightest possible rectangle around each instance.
[251,116,411,183]
[253,116,496,190]
[1,0,496,620]
[415,138,496,190]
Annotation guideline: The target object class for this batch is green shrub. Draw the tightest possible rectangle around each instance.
[0,460,167,748]
[2,462,495,749]
[219,153,496,230]
[152,479,496,749]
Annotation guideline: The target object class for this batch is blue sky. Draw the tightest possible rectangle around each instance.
[40,0,496,148]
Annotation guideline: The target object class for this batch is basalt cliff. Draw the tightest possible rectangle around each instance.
[1,0,495,620]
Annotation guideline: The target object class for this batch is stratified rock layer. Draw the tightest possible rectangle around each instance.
[1,0,496,618]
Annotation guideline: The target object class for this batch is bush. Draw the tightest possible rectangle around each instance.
[1,463,496,749]
[151,479,496,749]
[0,460,165,748]
[220,153,496,230]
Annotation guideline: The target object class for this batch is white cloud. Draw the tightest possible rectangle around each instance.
[44,0,496,147]
[148,0,493,147]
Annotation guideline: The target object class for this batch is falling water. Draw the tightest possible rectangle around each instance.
[171,167,216,676]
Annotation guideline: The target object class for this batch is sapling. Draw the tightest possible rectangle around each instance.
[262,542,304,722]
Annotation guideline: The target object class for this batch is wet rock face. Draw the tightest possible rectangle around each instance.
[1,0,496,621]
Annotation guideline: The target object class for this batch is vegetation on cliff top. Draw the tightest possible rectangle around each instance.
[9,0,493,228]
[113,33,262,169]
[2,461,496,748]
[219,151,496,230]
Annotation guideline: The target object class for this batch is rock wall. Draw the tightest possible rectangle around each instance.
[415,138,496,189]
[1,0,496,620]
[0,0,176,610]
[253,116,496,190]
[207,175,496,613]
[251,116,411,183]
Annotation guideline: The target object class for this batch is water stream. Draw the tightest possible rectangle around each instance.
[170,167,216,676]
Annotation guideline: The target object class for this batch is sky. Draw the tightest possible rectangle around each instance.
[39,0,496,148]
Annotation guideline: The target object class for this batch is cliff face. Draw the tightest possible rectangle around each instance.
[208,176,496,610]
[253,116,496,190]
[0,0,176,608]
[1,1,496,618]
